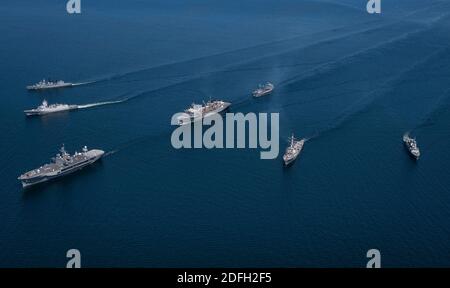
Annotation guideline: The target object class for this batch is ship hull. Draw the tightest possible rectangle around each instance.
[20,154,103,188]
[283,152,301,166]
[26,83,73,90]
[283,157,297,166]
[253,89,273,98]
[403,144,420,160]
[24,106,78,116]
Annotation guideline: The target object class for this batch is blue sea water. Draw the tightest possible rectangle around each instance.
[1,0,450,267]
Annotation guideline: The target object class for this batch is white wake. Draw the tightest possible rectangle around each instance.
[77,99,127,109]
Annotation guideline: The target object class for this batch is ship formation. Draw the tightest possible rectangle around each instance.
[21,76,109,189]
[21,75,423,189]
[18,145,104,188]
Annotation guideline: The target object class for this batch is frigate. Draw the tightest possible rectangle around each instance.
[24,100,78,116]
[27,79,73,90]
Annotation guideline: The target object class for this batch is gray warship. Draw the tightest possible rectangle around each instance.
[253,82,274,97]
[24,100,78,116]
[18,145,104,188]
[403,133,420,160]
[283,134,305,165]
[27,79,73,90]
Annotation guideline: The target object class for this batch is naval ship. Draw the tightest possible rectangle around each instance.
[27,79,73,90]
[253,82,274,97]
[177,99,231,125]
[403,133,420,160]
[18,145,104,188]
[283,134,305,166]
[24,100,78,116]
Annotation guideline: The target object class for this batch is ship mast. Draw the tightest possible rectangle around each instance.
[60,144,68,156]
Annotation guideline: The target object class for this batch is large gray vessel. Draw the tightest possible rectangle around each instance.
[18,145,104,188]
[177,99,231,125]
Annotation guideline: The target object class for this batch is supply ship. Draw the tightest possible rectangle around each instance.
[177,99,231,125]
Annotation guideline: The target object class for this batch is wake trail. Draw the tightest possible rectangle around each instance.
[302,46,447,142]
[103,150,118,158]
[276,11,450,90]
[412,88,450,133]
[73,21,417,106]
[79,20,391,91]
[77,99,128,109]
[231,95,253,109]
[71,81,97,87]
[277,28,425,89]
[304,131,321,142]
[104,131,173,159]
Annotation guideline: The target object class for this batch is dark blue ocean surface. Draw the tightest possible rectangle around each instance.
[1,0,450,267]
